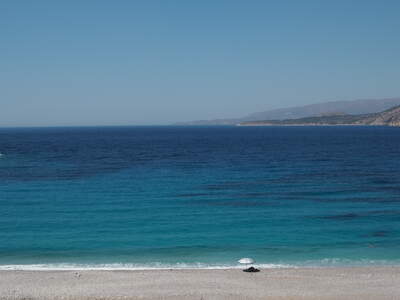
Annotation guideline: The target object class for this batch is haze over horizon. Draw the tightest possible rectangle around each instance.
[1,1,400,126]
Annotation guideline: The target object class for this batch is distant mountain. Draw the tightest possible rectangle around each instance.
[175,97,400,125]
[238,105,400,127]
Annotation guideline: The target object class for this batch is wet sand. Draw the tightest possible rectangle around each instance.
[0,267,399,299]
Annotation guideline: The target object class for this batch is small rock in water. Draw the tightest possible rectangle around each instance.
[243,266,260,273]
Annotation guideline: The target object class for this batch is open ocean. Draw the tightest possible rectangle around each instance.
[1,126,400,270]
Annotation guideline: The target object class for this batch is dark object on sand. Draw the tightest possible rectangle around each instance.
[243,267,260,272]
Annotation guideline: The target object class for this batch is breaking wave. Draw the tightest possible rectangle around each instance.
[0,262,292,271]
[0,259,399,271]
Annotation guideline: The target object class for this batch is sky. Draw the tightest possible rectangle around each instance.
[1,0,400,126]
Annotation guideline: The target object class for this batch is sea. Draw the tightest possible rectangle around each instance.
[0,126,400,270]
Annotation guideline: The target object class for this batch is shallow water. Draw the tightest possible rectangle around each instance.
[0,126,400,269]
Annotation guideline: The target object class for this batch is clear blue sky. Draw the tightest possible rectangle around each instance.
[1,0,400,126]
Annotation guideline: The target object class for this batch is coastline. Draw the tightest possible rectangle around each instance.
[1,266,399,299]
[236,123,380,126]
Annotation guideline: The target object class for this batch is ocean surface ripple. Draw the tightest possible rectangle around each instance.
[0,126,400,269]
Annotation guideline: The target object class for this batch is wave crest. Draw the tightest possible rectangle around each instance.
[0,262,291,271]
[1,259,399,271]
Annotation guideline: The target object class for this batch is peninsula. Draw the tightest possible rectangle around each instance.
[238,105,400,127]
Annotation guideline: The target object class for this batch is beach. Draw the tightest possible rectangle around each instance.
[1,267,399,299]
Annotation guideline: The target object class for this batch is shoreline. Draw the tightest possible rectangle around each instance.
[1,262,399,271]
[236,123,384,126]
[1,266,400,299]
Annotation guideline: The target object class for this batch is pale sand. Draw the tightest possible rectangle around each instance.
[1,267,399,300]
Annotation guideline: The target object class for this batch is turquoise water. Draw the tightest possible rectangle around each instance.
[1,126,400,269]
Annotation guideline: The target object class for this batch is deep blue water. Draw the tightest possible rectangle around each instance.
[1,126,400,269]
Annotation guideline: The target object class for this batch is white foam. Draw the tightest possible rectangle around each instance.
[1,259,397,271]
[0,262,292,271]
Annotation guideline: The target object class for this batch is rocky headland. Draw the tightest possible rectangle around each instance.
[238,105,400,127]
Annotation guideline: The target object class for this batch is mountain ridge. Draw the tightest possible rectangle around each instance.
[238,105,400,127]
[174,97,400,125]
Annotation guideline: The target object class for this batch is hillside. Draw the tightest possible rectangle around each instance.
[175,97,400,125]
[238,105,400,126]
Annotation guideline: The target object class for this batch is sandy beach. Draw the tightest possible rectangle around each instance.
[0,267,399,300]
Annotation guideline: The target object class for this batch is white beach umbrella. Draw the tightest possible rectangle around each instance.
[238,257,255,265]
